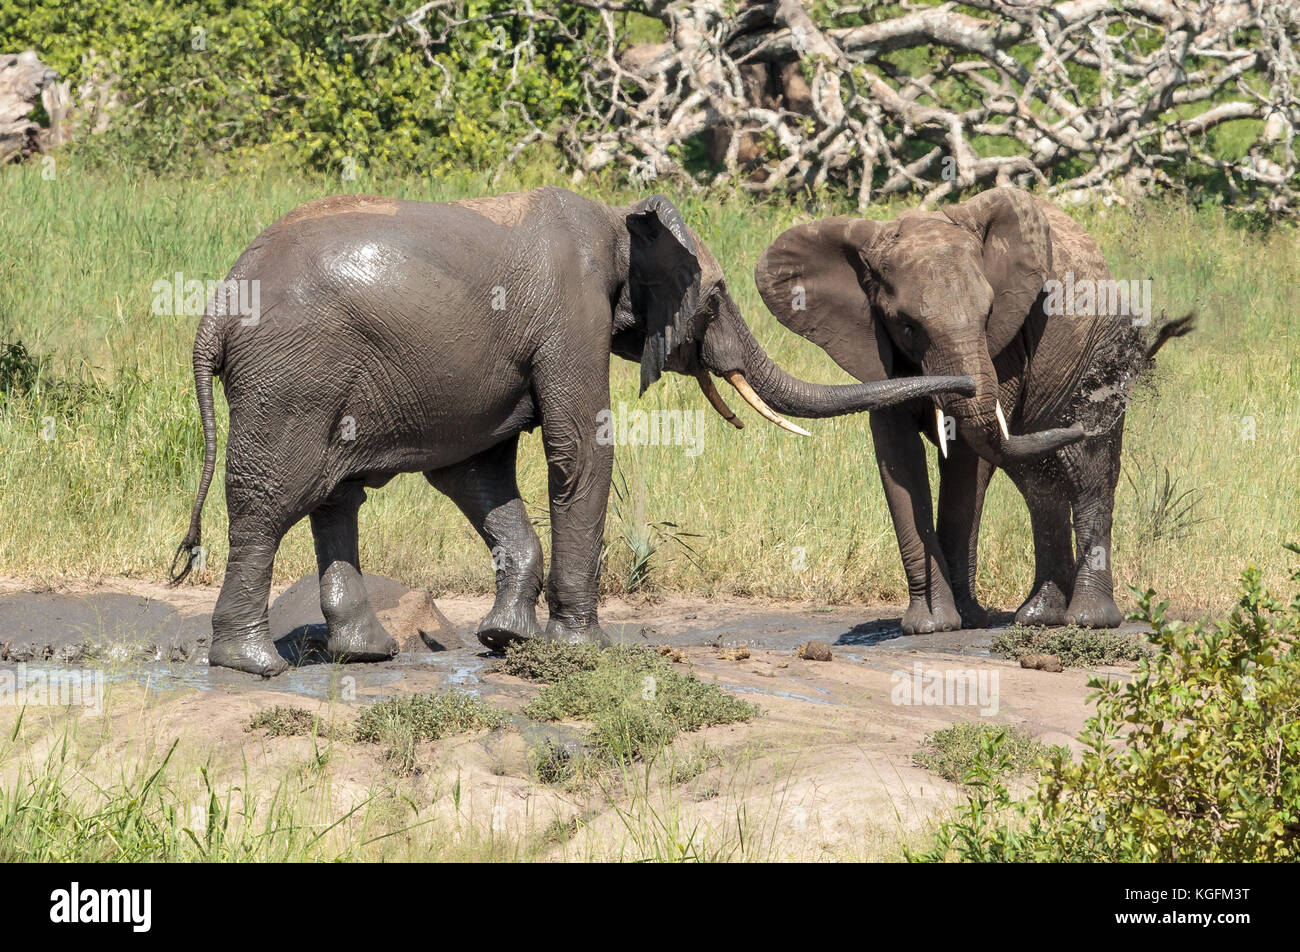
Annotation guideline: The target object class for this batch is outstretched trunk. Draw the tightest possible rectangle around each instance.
[710,299,976,418]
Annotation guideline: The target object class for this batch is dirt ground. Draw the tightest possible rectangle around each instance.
[0,574,1142,859]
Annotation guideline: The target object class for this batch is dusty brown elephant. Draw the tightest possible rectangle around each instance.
[756,186,1190,634]
[172,187,976,675]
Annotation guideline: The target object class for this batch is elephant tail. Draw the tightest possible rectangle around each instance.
[170,315,224,585]
[1145,312,1195,361]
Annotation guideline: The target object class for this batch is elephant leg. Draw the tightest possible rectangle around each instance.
[210,507,291,677]
[1063,431,1125,628]
[1006,463,1074,626]
[426,436,543,651]
[936,440,995,628]
[534,356,614,645]
[309,481,399,661]
[870,409,960,635]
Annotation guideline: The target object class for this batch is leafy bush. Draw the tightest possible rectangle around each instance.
[991,624,1154,668]
[354,690,505,773]
[913,722,1054,785]
[1,1,594,175]
[913,548,1300,862]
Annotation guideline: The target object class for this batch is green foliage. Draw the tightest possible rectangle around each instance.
[913,722,1054,785]
[246,704,329,737]
[914,549,1300,862]
[354,690,505,773]
[513,641,757,769]
[0,339,43,397]
[0,1,594,175]
[991,624,1154,668]
[494,637,605,682]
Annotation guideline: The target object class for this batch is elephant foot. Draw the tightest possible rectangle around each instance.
[477,601,543,652]
[1014,583,1068,627]
[901,597,961,635]
[1065,592,1123,629]
[209,625,289,678]
[544,616,611,646]
[325,611,399,662]
[954,596,990,630]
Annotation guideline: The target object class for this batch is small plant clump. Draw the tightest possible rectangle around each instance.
[992,624,1154,668]
[913,722,1055,785]
[354,691,506,775]
[246,706,329,738]
[505,641,757,772]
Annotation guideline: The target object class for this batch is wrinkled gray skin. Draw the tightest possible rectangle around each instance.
[757,187,1189,635]
[174,187,976,676]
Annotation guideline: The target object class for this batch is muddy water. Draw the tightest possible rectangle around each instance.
[0,584,1145,701]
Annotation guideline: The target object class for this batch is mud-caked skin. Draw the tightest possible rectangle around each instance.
[173,187,976,675]
[756,187,1190,635]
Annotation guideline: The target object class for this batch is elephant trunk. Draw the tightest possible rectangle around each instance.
[698,298,976,433]
[931,332,1085,464]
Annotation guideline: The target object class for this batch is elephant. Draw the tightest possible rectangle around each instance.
[755,186,1191,635]
[171,187,976,676]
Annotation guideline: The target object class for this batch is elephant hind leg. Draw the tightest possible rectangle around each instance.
[210,515,291,677]
[1007,463,1074,627]
[426,436,543,651]
[309,480,399,661]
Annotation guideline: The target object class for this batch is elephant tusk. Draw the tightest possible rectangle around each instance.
[723,371,812,437]
[696,372,744,429]
[995,401,1011,442]
[936,407,948,459]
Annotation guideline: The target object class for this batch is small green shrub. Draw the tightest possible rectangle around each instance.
[913,722,1054,785]
[494,638,606,682]
[354,691,505,773]
[913,549,1300,862]
[510,642,757,769]
[245,705,328,738]
[991,624,1154,668]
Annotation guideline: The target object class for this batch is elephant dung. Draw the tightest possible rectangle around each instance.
[797,640,833,662]
[1019,653,1064,673]
[269,574,465,654]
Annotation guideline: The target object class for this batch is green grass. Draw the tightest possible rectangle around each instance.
[353,691,506,774]
[913,722,1054,785]
[991,624,1155,668]
[0,159,1296,617]
[245,705,328,737]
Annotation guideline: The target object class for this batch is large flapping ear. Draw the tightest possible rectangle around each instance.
[627,195,702,394]
[943,186,1053,356]
[755,216,895,383]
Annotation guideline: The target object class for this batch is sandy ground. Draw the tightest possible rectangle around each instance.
[0,575,1142,859]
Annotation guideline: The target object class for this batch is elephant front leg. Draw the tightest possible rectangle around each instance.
[936,441,995,628]
[536,361,614,646]
[870,410,961,634]
[1063,436,1124,628]
[309,482,399,662]
[426,436,544,651]
[1006,464,1075,626]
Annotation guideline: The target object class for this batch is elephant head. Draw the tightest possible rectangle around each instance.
[754,186,1085,462]
[615,194,977,435]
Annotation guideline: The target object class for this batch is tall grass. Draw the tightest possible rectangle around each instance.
[0,158,1296,614]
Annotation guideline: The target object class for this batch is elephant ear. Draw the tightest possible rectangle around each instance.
[943,186,1053,356]
[627,195,702,394]
[755,217,894,383]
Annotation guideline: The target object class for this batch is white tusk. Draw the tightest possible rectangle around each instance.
[935,407,948,459]
[722,371,812,437]
[995,401,1011,442]
[696,372,744,429]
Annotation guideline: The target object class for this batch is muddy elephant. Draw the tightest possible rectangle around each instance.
[755,186,1190,634]
[172,187,975,675]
